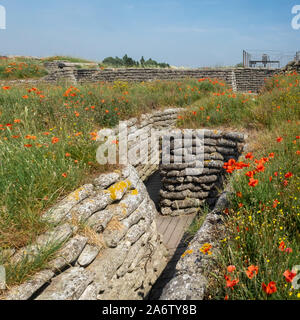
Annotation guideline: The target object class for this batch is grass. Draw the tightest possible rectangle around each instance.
[0,77,225,286]
[178,72,300,300]
[0,57,48,80]
[185,205,210,243]
[42,56,96,64]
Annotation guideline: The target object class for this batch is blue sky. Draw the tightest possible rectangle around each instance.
[0,0,299,67]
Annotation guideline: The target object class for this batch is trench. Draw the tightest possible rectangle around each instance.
[144,171,202,300]
[140,129,244,299]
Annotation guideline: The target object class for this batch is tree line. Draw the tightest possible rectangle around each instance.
[101,54,170,68]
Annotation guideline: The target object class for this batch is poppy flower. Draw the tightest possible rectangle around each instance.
[236,192,242,198]
[245,152,254,160]
[248,178,259,187]
[65,153,71,157]
[283,270,297,283]
[224,275,239,289]
[62,173,67,178]
[14,119,21,123]
[2,86,11,90]
[273,199,279,208]
[279,241,285,251]
[51,137,59,144]
[227,265,236,273]
[284,172,293,179]
[246,265,259,279]
[246,171,255,178]
[256,163,265,173]
[22,95,29,99]
[24,144,32,148]
[262,281,277,295]
[276,137,283,143]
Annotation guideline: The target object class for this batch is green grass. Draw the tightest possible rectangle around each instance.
[0,58,48,80]
[185,205,210,243]
[178,72,300,300]
[42,56,96,64]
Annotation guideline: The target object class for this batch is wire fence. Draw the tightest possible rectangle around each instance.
[243,50,299,68]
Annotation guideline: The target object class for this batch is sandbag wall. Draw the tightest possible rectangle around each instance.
[159,130,245,216]
[4,165,167,300]
[43,61,278,93]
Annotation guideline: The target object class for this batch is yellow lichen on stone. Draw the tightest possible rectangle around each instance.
[131,189,139,195]
[68,187,83,201]
[107,180,131,200]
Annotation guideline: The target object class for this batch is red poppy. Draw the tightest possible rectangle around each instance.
[248,178,259,187]
[246,265,259,279]
[62,173,67,178]
[279,241,285,251]
[245,152,254,160]
[262,281,277,295]
[51,137,59,144]
[227,265,236,273]
[284,172,293,179]
[273,199,279,208]
[256,163,265,173]
[283,270,297,283]
[276,137,283,143]
[246,171,255,178]
[224,275,239,289]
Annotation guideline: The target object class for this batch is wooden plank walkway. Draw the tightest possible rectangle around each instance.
[147,213,196,300]
[156,214,196,258]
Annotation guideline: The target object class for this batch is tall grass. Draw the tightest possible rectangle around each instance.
[0,58,47,80]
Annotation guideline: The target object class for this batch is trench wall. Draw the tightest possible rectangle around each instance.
[43,61,278,93]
